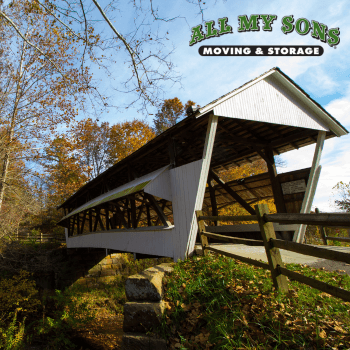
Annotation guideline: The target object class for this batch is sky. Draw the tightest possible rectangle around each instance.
[100,0,350,212]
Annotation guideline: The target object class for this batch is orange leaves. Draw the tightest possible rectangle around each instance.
[41,117,155,208]
[40,135,91,207]
[153,98,198,135]
[108,119,155,165]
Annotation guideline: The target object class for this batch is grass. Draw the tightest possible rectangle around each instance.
[158,253,350,349]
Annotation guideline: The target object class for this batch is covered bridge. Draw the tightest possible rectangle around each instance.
[58,67,348,261]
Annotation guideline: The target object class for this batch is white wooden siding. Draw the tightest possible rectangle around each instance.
[66,117,218,261]
[66,227,175,257]
[213,77,329,131]
[186,115,218,257]
[170,159,203,260]
[144,168,172,201]
[294,131,326,243]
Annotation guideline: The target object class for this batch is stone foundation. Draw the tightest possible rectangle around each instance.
[122,263,174,350]
[33,248,137,290]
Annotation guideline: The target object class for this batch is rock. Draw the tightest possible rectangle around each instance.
[122,333,167,350]
[125,262,174,301]
[88,265,101,276]
[144,263,175,275]
[123,301,166,333]
[125,272,164,301]
[100,269,116,277]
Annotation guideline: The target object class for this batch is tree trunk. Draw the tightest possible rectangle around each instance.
[0,39,26,212]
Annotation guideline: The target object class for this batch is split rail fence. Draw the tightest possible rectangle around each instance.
[16,233,65,244]
[314,207,350,245]
[196,204,350,302]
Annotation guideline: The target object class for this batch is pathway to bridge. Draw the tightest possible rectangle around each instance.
[195,244,350,274]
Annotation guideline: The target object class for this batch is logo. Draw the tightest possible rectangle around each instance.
[189,15,340,56]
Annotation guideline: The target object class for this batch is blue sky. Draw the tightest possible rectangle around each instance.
[100,0,350,212]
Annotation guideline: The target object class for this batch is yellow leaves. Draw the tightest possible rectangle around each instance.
[108,119,155,165]
[334,325,345,333]
[318,328,327,339]
[0,270,40,317]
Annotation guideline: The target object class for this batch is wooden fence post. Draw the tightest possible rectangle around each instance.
[255,204,289,292]
[315,208,328,245]
[196,210,209,256]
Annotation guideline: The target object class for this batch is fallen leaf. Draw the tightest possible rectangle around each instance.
[319,329,327,338]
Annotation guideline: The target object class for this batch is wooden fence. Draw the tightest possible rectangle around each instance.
[16,233,65,244]
[196,204,350,302]
[315,207,350,245]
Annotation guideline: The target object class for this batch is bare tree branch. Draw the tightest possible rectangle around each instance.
[35,0,85,41]
[0,9,64,75]
[91,0,153,105]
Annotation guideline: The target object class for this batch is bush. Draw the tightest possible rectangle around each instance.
[27,288,96,349]
[0,270,40,319]
[0,312,26,350]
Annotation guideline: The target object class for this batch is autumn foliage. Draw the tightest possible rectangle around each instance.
[40,118,155,208]
[218,160,277,217]
[153,98,196,135]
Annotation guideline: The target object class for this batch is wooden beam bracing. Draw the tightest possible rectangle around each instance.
[209,169,256,215]
[294,131,326,242]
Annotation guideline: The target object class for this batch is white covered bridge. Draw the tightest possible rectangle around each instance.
[58,67,348,261]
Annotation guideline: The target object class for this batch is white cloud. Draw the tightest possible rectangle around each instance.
[325,88,350,128]
[280,88,350,212]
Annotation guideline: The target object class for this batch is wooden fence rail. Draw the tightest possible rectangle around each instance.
[314,207,350,245]
[16,234,65,243]
[196,204,350,302]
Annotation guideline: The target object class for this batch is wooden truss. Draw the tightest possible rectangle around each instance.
[67,192,172,237]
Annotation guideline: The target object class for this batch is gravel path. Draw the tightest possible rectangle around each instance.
[195,244,350,275]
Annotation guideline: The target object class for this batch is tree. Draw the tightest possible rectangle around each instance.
[108,119,155,165]
[0,0,183,110]
[219,159,268,183]
[71,118,111,179]
[40,136,91,209]
[40,119,155,208]
[334,181,350,212]
[153,98,196,135]
[0,1,93,212]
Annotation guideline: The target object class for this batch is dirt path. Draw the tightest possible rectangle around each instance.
[73,314,124,350]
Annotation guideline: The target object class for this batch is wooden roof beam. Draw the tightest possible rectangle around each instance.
[269,129,315,148]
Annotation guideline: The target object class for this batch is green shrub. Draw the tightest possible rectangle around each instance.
[0,312,26,350]
[27,288,96,349]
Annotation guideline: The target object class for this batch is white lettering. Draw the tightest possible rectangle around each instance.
[305,47,313,54]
